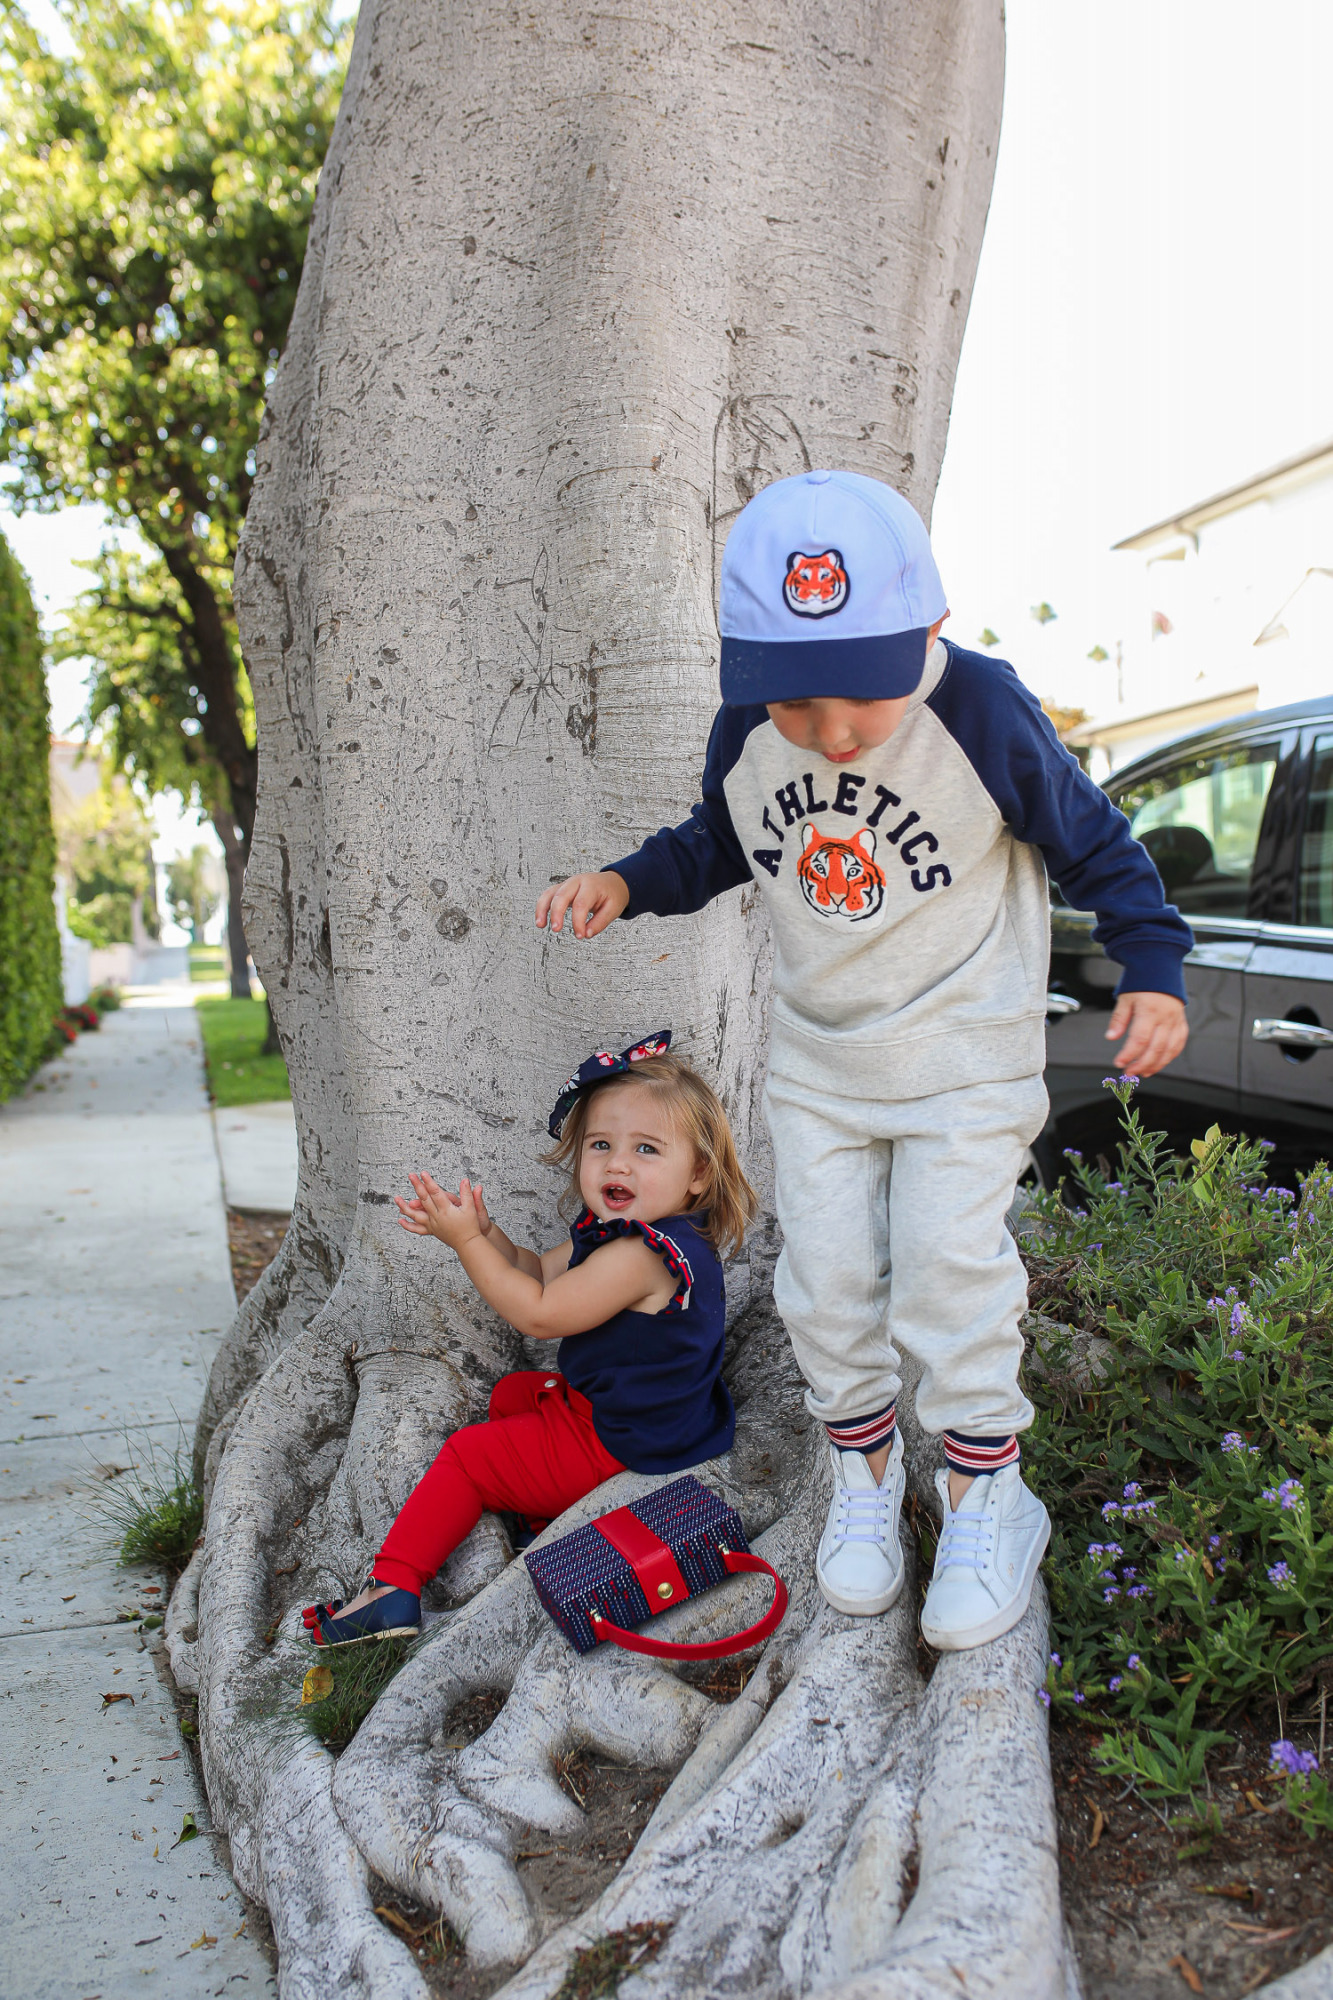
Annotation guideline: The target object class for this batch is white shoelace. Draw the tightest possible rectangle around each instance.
[935,1512,995,1572]
[833,1485,897,1544]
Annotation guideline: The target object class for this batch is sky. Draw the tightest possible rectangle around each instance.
[5,0,1333,818]
[931,0,1333,717]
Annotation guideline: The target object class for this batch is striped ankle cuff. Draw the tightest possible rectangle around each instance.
[943,1431,1020,1475]
[826,1403,897,1454]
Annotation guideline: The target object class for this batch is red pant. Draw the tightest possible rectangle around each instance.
[373,1371,626,1594]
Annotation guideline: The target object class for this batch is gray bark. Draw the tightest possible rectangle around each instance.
[181,5,1108,1994]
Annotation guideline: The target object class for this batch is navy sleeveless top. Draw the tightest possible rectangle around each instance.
[557,1210,735,1474]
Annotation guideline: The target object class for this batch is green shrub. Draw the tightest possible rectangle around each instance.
[88,1435,203,1572]
[0,531,63,1099]
[1023,1078,1333,1803]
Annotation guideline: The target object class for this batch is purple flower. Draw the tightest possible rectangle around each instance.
[1038,1689,1051,1707]
[1231,1350,1246,1361]
[1268,1561,1294,1586]
[1221,1432,1247,1455]
[1216,1559,1228,1573]
[1122,1565,1138,1580]
[1271,1739,1318,1777]
[1108,1675,1123,1692]
[1128,1584,1153,1598]
[1262,1488,1278,1504]
[1279,1480,1303,1509]
[1101,1501,1121,1519]
[1259,1139,1276,1151]
[1073,1691,1086,1704]
[1126,1654,1141,1670]
[1050,1652,1061,1666]
[1103,1587,1120,1602]
[1123,1482,1142,1500]
[1089,1243,1103,1252]
[1230,1302,1246,1334]
[1207,1537,1222,1552]
[1063,1148,1083,1160]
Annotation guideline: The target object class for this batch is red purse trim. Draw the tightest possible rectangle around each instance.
[592,1504,691,1612]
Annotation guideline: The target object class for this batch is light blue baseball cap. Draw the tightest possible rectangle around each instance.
[718,468,947,705]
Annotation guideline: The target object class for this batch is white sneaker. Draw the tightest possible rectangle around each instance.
[816,1436,905,1616]
[919,1461,1050,1652]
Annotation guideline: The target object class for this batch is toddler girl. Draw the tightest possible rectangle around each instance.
[305,1033,756,1645]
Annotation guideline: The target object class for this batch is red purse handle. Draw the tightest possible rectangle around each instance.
[588,1549,787,1660]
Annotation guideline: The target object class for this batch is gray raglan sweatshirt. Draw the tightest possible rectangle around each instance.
[609,640,1193,1101]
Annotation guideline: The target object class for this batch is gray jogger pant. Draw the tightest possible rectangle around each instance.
[763,1066,1049,1439]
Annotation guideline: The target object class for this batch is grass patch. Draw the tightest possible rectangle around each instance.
[188,943,228,984]
[88,1433,203,1573]
[553,1923,673,1999]
[1023,1076,1333,1834]
[196,993,289,1106]
[298,1636,416,1750]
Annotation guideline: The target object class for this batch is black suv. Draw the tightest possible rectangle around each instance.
[1042,695,1333,1187]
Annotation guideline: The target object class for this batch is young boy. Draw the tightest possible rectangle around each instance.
[537,469,1191,1650]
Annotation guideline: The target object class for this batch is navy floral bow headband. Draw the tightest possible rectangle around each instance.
[548,1031,672,1139]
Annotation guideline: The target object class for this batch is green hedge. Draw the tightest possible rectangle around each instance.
[0,530,63,1100]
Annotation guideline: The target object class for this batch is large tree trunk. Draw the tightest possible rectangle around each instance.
[180,6,1084,1995]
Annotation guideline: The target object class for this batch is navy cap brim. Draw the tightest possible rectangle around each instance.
[719,628,930,705]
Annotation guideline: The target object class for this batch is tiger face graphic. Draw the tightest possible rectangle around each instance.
[783,548,849,618]
[797,824,886,921]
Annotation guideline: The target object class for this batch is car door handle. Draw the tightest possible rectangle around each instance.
[1045,992,1082,1018]
[1252,1017,1333,1050]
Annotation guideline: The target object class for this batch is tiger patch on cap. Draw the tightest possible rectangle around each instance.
[783,549,849,619]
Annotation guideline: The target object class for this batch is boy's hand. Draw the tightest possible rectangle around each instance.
[536,870,629,939]
[1105,991,1189,1079]
[395,1172,486,1249]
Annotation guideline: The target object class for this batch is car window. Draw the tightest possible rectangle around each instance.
[1113,743,1278,918]
[1297,733,1333,928]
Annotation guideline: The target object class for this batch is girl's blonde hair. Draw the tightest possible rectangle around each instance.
[544,1051,758,1260]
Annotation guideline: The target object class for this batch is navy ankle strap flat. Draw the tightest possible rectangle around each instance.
[302,1580,420,1648]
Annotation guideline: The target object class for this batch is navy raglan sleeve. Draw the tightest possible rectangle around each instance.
[928,648,1195,1000]
[606,705,762,919]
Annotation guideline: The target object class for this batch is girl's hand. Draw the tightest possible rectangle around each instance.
[471,1183,493,1236]
[395,1172,485,1249]
[1105,991,1189,1079]
[535,869,629,939]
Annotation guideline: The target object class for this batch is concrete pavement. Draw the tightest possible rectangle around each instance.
[0,988,274,1998]
[212,1100,298,1215]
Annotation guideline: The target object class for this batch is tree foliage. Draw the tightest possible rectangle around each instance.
[0,0,348,845]
[166,841,222,940]
[0,529,63,1098]
[57,765,159,946]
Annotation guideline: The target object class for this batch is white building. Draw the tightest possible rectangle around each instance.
[1070,438,1333,778]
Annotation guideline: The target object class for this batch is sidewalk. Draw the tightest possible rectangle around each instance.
[0,988,274,1998]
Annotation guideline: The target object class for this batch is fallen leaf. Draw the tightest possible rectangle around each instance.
[1225,1924,1300,1942]
[274,1563,299,1577]
[1196,1883,1256,1901]
[301,1662,334,1706]
[100,1691,134,1707]
[62,1594,76,1602]
[157,1751,179,1762]
[1168,1954,1203,1993]
[172,1810,199,1848]
[1245,1790,1277,1814]
[133,1936,162,1947]
[375,1906,420,1941]
[1089,1804,1105,1850]
[189,1932,217,1950]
